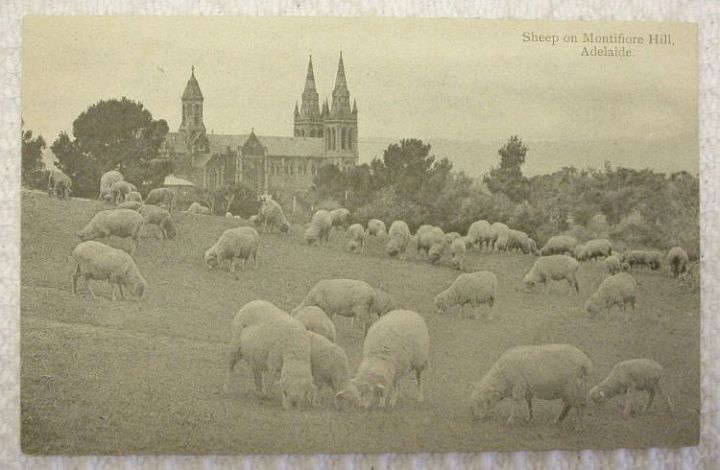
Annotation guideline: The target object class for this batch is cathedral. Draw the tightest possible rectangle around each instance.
[160,53,359,197]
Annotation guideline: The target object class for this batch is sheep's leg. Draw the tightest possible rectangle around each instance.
[252,368,264,395]
[659,384,675,417]
[71,265,81,294]
[509,385,527,424]
[84,277,96,299]
[110,283,117,301]
[556,402,572,423]
[118,284,125,300]
[645,388,656,412]
[415,368,424,402]
[623,386,635,417]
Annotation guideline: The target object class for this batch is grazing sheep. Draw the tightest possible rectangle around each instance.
[494,234,509,252]
[585,272,637,321]
[540,235,578,256]
[385,220,411,258]
[292,279,391,335]
[47,170,72,199]
[71,240,147,301]
[125,191,142,203]
[470,344,592,429]
[467,220,493,250]
[139,204,177,239]
[574,243,585,261]
[445,232,462,244]
[330,208,351,228]
[99,170,123,201]
[449,237,467,270]
[293,306,337,342]
[145,188,175,213]
[308,332,360,408]
[643,251,664,270]
[667,246,690,278]
[116,201,143,211]
[188,202,211,215]
[523,255,580,294]
[352,310,430,408]
[77,209,145,255]
[366,219,386,237]
[589,359,673,418]
[579,239,613,261]
[603,255,622,275]
[434,271,497,319]
[304,210,332,246]
[259,198,290,234]
[417,226,445,261]
[490,222,510,250]
[204,226,259,277]
[346,223,366,253]
[507,230,539,255]
[110,181,137,205]
[621,250,663,271]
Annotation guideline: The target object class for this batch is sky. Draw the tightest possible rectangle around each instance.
[22,17,698,174]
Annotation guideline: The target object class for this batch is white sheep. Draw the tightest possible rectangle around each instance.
[490,222,510,250]
[445,232,462,245]
[47,170,73,199]
[125,191,142,203]
[523,255,580,294]
[293,306,337,342]
[579,239,613,261]
[385,220,411,258]
[471,344,592,429]
[139,204,177,239]
[466,220,493,250]
[667,246,689,278]
[346,223,366,253]
[621,250,663,271]
[304,210,332,246]
[145,188,175,213]
[434,271,497,319]
[507,230,539,255]
[417,226,446,262]
[116,201,143,211]
[540,235,578,256]
[77,208,145,255]
[366,219,386,237]
[71,240,147,300]
[494,233,509,252]
[188,201,211,215]
[603,255,622,275]
[110,180,138,205]
[574,243,585,261]
[99,170,123,201]
[204,226,259,277]
[351,309,430,408]
[589,358,674,418]
[330,208,351,228]
[260,198,290,234]
[449,237,467,270]
[585,272,637,321]
[308,331,360,408]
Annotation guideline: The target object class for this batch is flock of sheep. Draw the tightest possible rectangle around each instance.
[53,167,691,429]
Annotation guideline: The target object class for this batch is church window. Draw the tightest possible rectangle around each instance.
[349,129,354,151]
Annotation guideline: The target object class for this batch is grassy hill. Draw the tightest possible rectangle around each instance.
[21,190,699,454]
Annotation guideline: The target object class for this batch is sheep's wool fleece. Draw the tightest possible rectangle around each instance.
[363,310,430,374]
[299,279,375,317]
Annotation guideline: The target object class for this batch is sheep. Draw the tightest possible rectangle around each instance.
[603,255,622,275]
[434,271,497,319]
[77,208,145,255]
[351,310,430,408]
[643,250,664,270]
[145,187,175,213]
[507,230,539,255]
[579,239,613,261]
[47,170,72,199]
[291,279,392,335]
[225,212,233,218]
[204,226,259,277]
[489,222,510,250]
[621,250,663,271]
[574,243,585,261]
[188,201,211,215]
[99,170,123,201]
[366,219,386,237]
[494,234,509,252]
[385,220,411,258]
[259,198,290,234]
[417,226,446,262]
[125,191,142,203]
[589,359,674,418]
[466,220,493,250]
[449,237,467,270]
[346,223,366,253]
[293,306,337,342]
[523,255,580,294]
[116,201,143,211]
[330,208,351,228]
[110,181,137,205]
[540,235,578,256]
[667,246,690,278]
[139,204,177,239]
[239,320,315,409]
[308,331,360,408]
[71,240,147,301]
[585,272,637,321]
[304,210,332,246]
[445,232,462,245]
[470,344,592,429]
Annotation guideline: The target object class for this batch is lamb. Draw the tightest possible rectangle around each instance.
[329,208,351,228]
[293,306,337,342]
[434,271,497,319]
[47,170,72,199]
[385,220,411,258]
[585,272,637,321]
[139,204,177,239]
[449,237,467,270]
[417,226,445,262]
[589,359,674,418]
[110,181,137,205]
[125,191,142,203]
[366,219,386,237]
[145,187,175,213]
[351,310,430,408]
[99,170,123,201]
[579,239,613,261]
[466,220,493,250]
[116,201,143,211]
[188,201,211,215]
[77,208,145,255]
[204,226,259,277]
[304,210,332,246]
[667,246,690,278]
[523,255,580,294]
[308,332,360,408]
[260,198,290,234]
[489,222,510,250]
[71,240,147,300]
[603,255,622,275]
[470,344,592,429]
[346,223,366,253]
[540,235,578,256]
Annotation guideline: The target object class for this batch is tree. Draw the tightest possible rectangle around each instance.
[382,139,435,197]
[484,135,529,202]
[21,123,46,185]
[51,132,100,197]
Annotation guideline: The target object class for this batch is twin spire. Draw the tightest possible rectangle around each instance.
[299,52,354,120]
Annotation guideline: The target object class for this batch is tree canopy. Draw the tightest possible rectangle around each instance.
[21,123,46,185]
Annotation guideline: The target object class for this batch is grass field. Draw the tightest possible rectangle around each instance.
[20,190,700,454]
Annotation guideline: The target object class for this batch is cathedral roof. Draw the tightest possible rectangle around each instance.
[182,67,204,100]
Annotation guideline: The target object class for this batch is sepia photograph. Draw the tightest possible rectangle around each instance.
[20,17,699,454]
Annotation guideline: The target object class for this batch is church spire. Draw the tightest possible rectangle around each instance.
[179,66,205,135]
[333,51,348,93]
[304,55,317,92]
[330,52,351,118]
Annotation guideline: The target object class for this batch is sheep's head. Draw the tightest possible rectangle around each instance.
[385,239,401,258]
[434,293,449,314]
[135,280,148,300]
[584,297,601,317]
[334,384,361,409]
[204,249,218,269]
[280,223,290,234]
[373,290,394,315]
[521,272,536,291]
[347,240,359,253]
[588,386,607,404]
[162,218,177,240]
[77,228,93,241]
[278,377,316,410]
[351,375,386,409]
[470,386,501,420]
